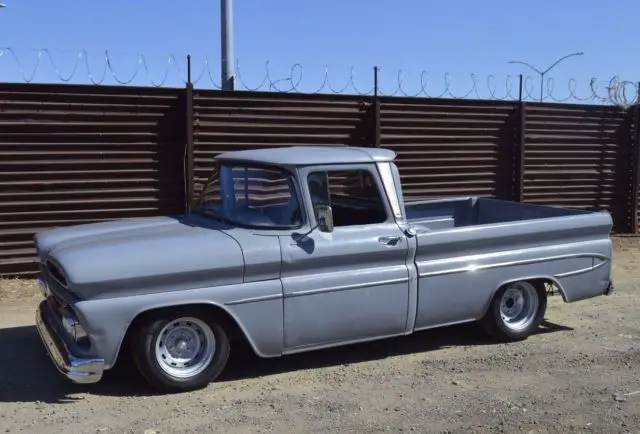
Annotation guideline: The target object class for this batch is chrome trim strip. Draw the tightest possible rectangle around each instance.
[285,277,410,298]
[418,253,609,278]
[377,162,404,221]
[224,293,282,306]
[553,260,609,278]
[35,302,104,385]
[417,241,607,267]
[416,217,454,224]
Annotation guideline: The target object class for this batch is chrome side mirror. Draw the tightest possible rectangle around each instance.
[315,204,334,233]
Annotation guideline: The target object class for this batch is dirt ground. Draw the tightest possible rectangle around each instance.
[0,238,639,434]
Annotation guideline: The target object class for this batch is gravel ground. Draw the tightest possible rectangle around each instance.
[0,238,639,434]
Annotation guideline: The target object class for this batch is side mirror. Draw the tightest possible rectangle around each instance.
[315,204,334,233]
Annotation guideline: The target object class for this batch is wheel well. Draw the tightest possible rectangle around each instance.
[526,278,566,302]
[114,303,250,368]
[496,278,557,300]
[493,277,567,301]
[481,277,559,320]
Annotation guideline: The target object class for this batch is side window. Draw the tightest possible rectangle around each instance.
[307,169,388,227]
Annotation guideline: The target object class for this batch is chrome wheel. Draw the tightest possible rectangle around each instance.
[499,281,539,332]
[154,317,216,379]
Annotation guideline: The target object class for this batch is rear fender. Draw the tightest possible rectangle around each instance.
[479,275,564,319]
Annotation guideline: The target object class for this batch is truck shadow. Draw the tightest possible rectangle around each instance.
[219,320,571,382]
[0,320,572,403]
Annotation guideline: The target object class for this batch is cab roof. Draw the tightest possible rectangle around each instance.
[215,146,396,167]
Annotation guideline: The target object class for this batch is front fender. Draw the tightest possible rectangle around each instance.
[72,280,284,369]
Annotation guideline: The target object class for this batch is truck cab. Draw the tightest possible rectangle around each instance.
[205,146,417,349]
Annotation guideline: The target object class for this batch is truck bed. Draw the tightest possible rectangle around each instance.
[406,196,613,331]
[406,196,594,231]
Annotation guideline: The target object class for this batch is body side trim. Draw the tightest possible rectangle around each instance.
[283,277,410,298]
[418,252,609,278]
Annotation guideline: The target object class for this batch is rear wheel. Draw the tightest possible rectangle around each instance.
[130,308,230,392]
[481,280,547,342]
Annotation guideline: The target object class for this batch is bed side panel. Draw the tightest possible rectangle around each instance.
[413,212,612,330]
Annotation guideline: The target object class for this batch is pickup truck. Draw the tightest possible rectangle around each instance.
[33,146,614,392]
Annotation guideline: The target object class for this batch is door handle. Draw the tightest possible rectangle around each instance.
[378,236,402,246]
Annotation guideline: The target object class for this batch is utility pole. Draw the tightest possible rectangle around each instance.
[221,0,235,90]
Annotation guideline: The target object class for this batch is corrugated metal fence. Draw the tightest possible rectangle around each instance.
[0,82,638,277]
[523,103,636,230]
[191,90,372,198]
[0,83,187,276]
[380,98,519,201]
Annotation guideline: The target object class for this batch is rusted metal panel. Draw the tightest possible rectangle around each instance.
[632,100,640,233]
[0,83,187,277]
[191,89,372,197]
[2,82,640,278]
[379,97,519,201]
[523,103,634,231]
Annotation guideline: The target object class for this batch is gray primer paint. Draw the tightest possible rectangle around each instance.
[33,146,615,374]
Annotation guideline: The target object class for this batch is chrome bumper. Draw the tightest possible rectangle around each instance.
[35,300,105,385]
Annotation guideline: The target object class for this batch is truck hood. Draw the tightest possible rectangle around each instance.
[35,215,245,299]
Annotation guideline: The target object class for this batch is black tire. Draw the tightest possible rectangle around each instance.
[480,280,547,342]
[130,307,231,393]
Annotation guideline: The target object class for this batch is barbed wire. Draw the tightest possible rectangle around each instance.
[0,47,637,106]
[0,47,192,86]
[603,76,639,107]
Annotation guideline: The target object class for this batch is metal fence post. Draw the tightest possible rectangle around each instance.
[185,55,195,212]
[373,66,381,147]
[515,74,526,202]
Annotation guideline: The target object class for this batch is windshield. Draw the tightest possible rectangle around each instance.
[194,162,303,229]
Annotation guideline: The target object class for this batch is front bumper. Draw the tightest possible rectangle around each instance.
[35,299,105,385]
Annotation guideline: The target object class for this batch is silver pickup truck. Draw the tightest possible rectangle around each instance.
[33,146,614,392]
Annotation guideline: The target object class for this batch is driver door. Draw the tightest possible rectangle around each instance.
[278,164,411,352]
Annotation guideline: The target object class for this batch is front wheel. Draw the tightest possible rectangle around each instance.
[131,309,231,392]
[480,280,547,342]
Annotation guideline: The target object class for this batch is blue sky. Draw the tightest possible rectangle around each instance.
[0,0,636,102]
